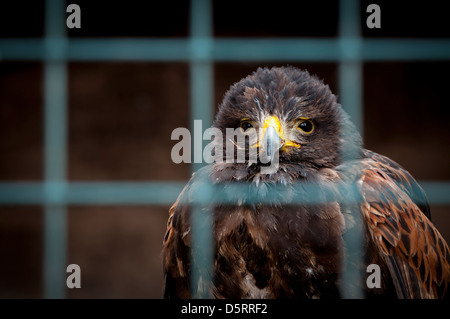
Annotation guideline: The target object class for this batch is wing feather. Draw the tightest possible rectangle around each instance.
[162,172,196,299]
[363,149,431,220]
[358,152,450,298]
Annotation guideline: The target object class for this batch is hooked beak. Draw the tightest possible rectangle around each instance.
[258,116,301,164]
[262,125,281,164]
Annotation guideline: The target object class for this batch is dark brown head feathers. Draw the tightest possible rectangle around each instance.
[214,66,362,171]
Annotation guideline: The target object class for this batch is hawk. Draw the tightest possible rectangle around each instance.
[163,66,450,299]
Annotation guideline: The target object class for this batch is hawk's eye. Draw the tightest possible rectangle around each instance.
[240,120,253,132]
[297,119,314,134]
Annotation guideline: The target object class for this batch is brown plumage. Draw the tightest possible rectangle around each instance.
[163,66,450,298]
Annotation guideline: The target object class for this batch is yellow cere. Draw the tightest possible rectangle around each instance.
[263,116,283,136]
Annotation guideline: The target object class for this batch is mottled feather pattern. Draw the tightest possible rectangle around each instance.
[356,154,450,298]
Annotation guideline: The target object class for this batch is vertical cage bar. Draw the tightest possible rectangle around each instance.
[190,0,214,174]
[338,0,364,298]
[43,0,68,299]
[189,0,214,298]
[338,0,363,135]
[338,61,362,135]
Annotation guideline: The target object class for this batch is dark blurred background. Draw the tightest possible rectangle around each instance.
[0,0,449,298]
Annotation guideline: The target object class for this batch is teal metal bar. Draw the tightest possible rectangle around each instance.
[44,62,68,180]
[189,0,214,299]
[0,181,449,205]
[0,182,184,205]
[338,60,363,133]
[43,0,68,299]
[190,3,214,172]
[3,38,450,62]
[338,0,364,299]
[338,1,363,134]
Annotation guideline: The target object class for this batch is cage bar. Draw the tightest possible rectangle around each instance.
[337,0,364,299]
[42,0,68,299]
[189,0,214,298]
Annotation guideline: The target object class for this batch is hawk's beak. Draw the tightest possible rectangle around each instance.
[262,125,281,163]
[261,116,283,164]
[259,116,301,163]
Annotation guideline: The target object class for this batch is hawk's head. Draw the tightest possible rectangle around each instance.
[213,66,361,181]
